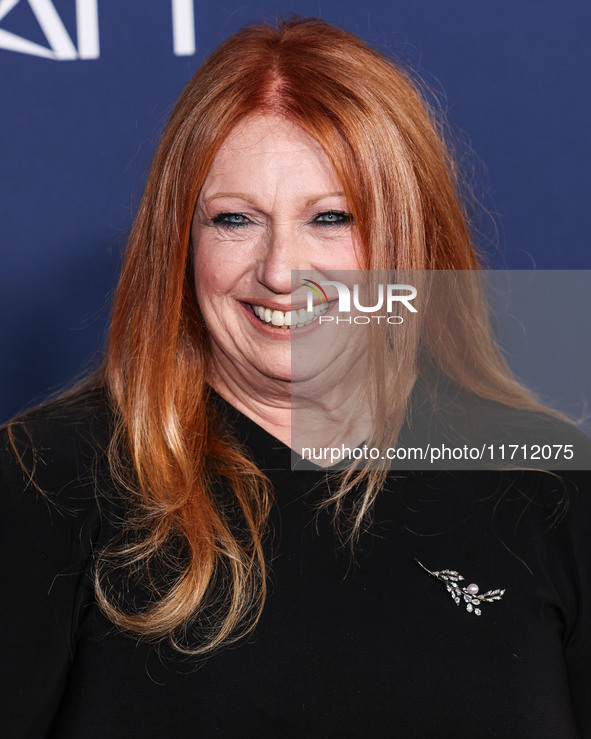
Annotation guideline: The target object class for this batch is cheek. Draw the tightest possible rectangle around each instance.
[193,245,244,308]
[345,234,365,271]
[194,266,227,311]
[193,227,262,301]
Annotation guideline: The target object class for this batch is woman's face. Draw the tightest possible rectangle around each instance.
[191,113,363,389]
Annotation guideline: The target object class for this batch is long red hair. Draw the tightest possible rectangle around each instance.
[91,18,546,653]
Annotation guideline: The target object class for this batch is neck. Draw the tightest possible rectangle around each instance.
[209,363,373,464]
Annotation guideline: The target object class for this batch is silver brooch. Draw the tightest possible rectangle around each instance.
[416,559,506,616]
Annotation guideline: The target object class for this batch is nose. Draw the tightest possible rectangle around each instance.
[255,223,305,295]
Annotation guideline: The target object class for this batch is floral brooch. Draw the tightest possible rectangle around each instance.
[416,560,506,616]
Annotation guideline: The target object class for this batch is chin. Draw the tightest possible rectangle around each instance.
[253,362,292,384]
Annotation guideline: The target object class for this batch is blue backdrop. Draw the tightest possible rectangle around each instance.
[1,0,590,422]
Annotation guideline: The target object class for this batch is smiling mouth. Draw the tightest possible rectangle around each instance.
[250,302,331,329]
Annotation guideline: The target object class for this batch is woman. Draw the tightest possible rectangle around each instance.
[2,18,590,738]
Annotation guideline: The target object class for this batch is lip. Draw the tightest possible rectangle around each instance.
[238,299,336,338]
[239,298,326,311]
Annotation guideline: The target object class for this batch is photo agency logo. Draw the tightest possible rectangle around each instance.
[0,0,196,59]
[303,278,418,325]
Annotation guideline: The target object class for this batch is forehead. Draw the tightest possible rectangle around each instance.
[204,113,336,179]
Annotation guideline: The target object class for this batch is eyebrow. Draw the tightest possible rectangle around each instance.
[204,191,346,206]
[305,192,345,206]
[204,192,258,205]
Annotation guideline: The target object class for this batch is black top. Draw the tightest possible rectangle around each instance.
[1,388,591,738]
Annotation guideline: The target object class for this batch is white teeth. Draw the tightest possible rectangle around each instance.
[271,310,284,326]
[250,302,330,329]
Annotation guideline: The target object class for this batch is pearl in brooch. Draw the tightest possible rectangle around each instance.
[415,560,505,616]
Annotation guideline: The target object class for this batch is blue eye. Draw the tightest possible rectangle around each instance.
[211,212,251,229]
[313,211,353,226]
